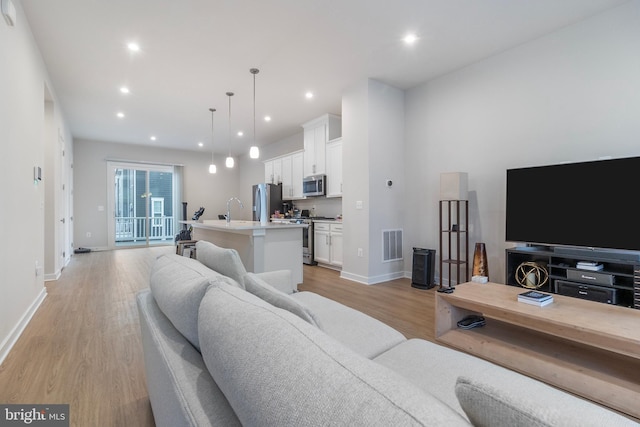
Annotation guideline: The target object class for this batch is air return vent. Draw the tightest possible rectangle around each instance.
[382,229,403,262]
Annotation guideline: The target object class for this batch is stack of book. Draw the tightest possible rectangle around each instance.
[518,290,554,307]
[576,261,604,271]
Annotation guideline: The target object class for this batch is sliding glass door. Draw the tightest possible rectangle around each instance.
[107,162,175,248]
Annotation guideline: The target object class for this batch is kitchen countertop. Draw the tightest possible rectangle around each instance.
[181,220,308,231]
[311,218,342,224]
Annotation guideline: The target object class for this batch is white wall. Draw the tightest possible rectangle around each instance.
[73,139,241,249]
[404,1,640,283]
[342,80,370,282]
[0,1,72,363]
[341,79,406,284]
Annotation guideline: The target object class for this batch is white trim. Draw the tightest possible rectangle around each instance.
[339,270,406,285]
[45,270,61,281]
[0,288,47,366]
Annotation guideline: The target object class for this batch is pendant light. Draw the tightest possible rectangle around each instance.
[208,108,217,174]
[249,68,260,159]
[225,92,234,168]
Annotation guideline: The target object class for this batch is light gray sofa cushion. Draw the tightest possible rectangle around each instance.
[290,291,406,358]
[136,290,241,427]
[455,375,639,427]
[243,273,320,326]
[251,269,295,294]
[374,339,638,426]
[196,240,247,288]
[150,254,239,351]
[198,281,470,426]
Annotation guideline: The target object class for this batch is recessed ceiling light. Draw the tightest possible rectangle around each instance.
[305,92,314,99]
[120,86,130,94]
[150,136,156,141]
[264,116,271,122]
[237,131,244,137]
[116,112,125,118]
[198,142,204,147]
[127,42,140,52]
[403,33,418,45]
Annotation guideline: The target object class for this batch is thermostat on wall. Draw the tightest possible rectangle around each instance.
[2,0,16,27]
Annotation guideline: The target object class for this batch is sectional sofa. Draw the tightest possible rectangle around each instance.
[136,240,638,426]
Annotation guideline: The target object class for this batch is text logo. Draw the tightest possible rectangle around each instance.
[0,405,69,427]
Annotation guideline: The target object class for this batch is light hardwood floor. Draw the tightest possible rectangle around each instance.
[0,247,437,426]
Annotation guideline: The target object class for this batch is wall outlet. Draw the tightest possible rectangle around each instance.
[357,248,363,257]
[356,201,363,210]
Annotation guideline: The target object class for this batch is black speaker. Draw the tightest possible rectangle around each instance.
[412,248,436,289]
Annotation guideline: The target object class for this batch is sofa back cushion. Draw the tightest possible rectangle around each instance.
[455,375,638,427]
[150,254,240,351]
[196,240,247,288]
[198,281,470,426]
[243,273,320,327]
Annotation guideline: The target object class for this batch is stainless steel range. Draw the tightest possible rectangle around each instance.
[301,218,316,265]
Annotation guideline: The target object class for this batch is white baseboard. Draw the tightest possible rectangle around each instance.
[45,270,61,282]
[340,270,406,285]
[0,288,47,366]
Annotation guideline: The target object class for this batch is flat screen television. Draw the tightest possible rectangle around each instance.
[505,156,640,252]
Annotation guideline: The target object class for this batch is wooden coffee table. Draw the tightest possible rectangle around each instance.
[435,282,640,420]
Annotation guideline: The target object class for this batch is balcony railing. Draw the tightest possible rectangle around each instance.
[115,216,174,243]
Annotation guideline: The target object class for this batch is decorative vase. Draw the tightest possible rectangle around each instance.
[472,242,489,278]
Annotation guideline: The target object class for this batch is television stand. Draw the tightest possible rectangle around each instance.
[505,246,640,309]
[435,282,640,420]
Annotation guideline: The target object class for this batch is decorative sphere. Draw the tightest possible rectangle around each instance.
[515,262,549,289]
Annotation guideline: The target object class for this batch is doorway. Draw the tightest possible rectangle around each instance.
[107,162,175,248]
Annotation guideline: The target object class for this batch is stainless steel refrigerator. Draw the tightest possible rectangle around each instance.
[252,183,283,224]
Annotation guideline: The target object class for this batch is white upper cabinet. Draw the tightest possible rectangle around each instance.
[264,160,274,184]
[302,114,341,178]
[265,151,305,199]
[264,158,283,184]
[281,155,293,198]
[291,151,304,199]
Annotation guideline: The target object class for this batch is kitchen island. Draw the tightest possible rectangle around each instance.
[184,220,306,284]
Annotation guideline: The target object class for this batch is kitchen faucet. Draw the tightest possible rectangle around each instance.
[226,197,244,223]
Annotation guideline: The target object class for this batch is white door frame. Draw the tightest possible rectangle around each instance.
[106,161,173,249]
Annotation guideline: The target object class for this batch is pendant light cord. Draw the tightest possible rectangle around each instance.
[209,108,215,163]
[227,92,233,158]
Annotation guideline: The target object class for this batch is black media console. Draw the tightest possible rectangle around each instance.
[505,246,640,309]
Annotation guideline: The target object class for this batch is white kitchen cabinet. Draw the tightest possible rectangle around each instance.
[314,223,330,264]
[265,151,305,199]
[272,158,282,184]
[314,222,343,268]
[329,223,343,267]
[264,157,283,184]
[303,126,325,177]
[281,155,293,198]
[302,114,341,178]
[291,151,304,198]
[326,138,342,197]
[264,160,274,184]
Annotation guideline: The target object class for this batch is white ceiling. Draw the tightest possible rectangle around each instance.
[21,0,628,156]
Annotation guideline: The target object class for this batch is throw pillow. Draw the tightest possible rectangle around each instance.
[196,240,248,288]
[244,273,320,327]
[455,376,637,427]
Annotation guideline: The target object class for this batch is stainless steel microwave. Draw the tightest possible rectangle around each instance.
[302,174,326,197]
